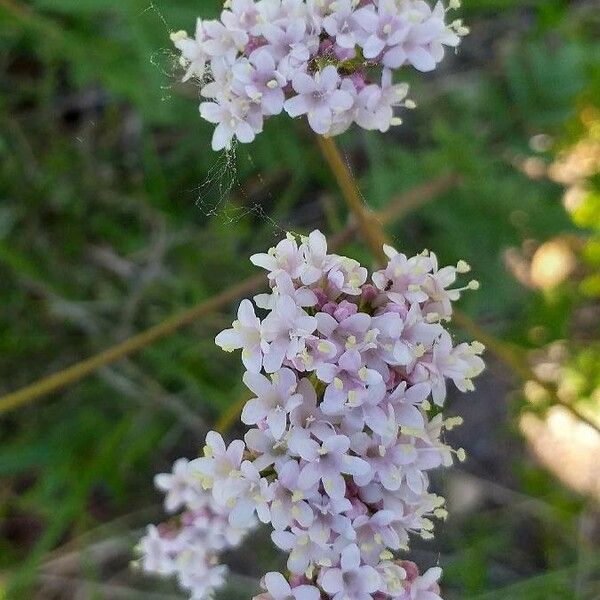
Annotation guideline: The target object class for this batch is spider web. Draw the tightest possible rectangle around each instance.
[142,0,294,237]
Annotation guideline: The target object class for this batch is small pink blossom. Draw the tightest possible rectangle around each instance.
[260,572,321,600]
[319,544,381,600]
[173,0,466,145]
[284,66,355,135]
[142,230,484,600]
[215,298,262,372]
[242,368,303,439]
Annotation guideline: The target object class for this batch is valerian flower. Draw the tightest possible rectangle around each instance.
[258,571,321,600]
[241,368,304,439]
[296,433,371,498]
[215,298,263,372]
[284,65,355,135]
[172,0,467,148]
[319,544,381,600]
[140,230,484,600]
[154,458,208,513]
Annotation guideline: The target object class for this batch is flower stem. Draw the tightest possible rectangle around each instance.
[216,392,251,434]
[0,176,457,415]
[316,136,387,263]
[0,274,263,415]
[315,134,600,436]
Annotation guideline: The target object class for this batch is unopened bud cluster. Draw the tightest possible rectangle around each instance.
[138,230,484,599]
[171,0,467,150]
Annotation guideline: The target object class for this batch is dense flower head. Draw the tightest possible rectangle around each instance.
[139,230,484,599]
[171,0,468,150]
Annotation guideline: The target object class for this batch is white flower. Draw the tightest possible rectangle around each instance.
[189,431,245,497]
[372,247,433,305]
[232,49,287,115]
[177,550,228,600]
[173,0,464,145]
[300,229,338,285]
[261,572,320,600]
[203,18,248,60]
[225,460,274,528]
[284,66,355,135]
[395,566,443,600]
[322,0,366,49]
[254,272,318,311]
[144,230,484,600]
[154,458,208,513]
[297,433,371,498]
[272,526,335,574]
[419,331,485,405]
[327,256,368,297]
[270,460,316,530]
[383,1,460,72]
[356,69,410,132]
[251,235,305,280]
[319,544,381,600]
[170,21,209,82]
[200,96,263,150]
[241,368,303,439]
[215,299,263,372]
[138,525,176,575]
[245,426,292,471]
[261,294,317,373]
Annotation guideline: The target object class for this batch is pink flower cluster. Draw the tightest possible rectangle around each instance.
[138,230,484,599]
[171,0,468,150]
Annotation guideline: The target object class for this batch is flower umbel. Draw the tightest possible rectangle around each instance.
[139,230,485,600]
[171,0,467,149]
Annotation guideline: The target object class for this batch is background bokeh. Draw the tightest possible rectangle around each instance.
[1,0,599,598]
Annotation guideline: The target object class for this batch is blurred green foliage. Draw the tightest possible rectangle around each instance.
[0,0,599,599]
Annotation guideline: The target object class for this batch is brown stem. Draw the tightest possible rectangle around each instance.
[316,136,387,262]
[0,175,457,415]
[216,393,251,434]
[377,172,461,223]
[315,134,600,437]
[0,274,263,415]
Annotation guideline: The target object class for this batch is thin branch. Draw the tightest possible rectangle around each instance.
[314,134,600,438]
[216,392,251,434]
[0,175,456,415]
[100,364,206,435]
[0,274,263,414]
[37,573,184,600]
[316,136,388,261]
[377,172,461,223]
[40,506,159,570]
